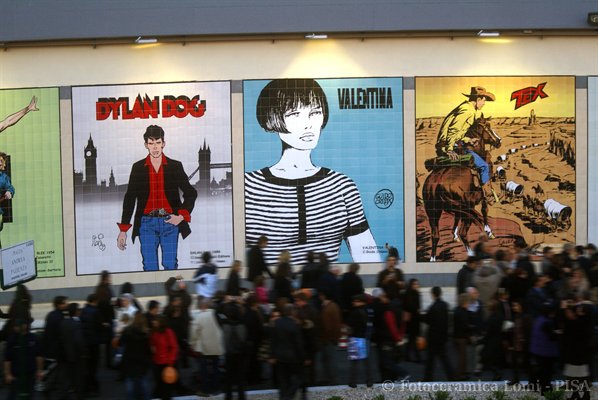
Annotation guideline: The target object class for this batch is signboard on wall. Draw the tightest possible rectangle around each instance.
[244,77,404,266]
[0,88,64,277]
[72,81,233,275]
[1,240,36,290]
[589,77,598,243]
[415,76,575,262]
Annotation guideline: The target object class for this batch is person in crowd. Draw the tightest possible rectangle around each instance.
[474,258,503,316]
[0,284,33,342]
[293,291,319,398]
[95,270,115,369]
[466,287,484,377]
[243,294,266,386]
[541,246,557,278]
[273,252,295,303]
[80,293,101,396]
[456,256,478,295]
[508,300,532,386]
[145,300,161,327]
[193,252,219,299]
[150,315,179,400]
[253,275,269,308]
[116,293,139,325]
[116,282,143,312]
[474,236,492,260]
[318,290,342,385]
[59,302,86,400]
[504,267,532,304]
[246,235,272,283]
[376,255,404,289]
[225,260,243,297]
[119,312,152,400]
[480,299,505,381]
[164,294,191,371]
[403,279,422,363]
[529,302,560,395]
[268,303,305,400]
[221,300,249,400]
[316,253,340,306]
[346,294,373,388]
[514,238,536,282]
[190,297,224,397]
[300,251,321,290]
[3,318,43,400]
[164,275,192,315]
[453,293,472,380]
[424,286,454,381]
[340,263,364,316]
[526,275,550,318]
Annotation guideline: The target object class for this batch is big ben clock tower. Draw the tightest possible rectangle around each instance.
[84,134,97,187]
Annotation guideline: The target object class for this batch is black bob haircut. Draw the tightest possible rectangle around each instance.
[256,78,329,133]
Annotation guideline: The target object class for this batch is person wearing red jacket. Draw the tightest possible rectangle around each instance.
[150,315,179,400]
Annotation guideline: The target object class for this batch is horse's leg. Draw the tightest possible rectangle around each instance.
[460,215,475,256]
[480,194,495,239]
[425,207,442,262]
[452,214,461,242]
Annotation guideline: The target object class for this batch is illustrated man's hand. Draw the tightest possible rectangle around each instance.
[447,150,459,161]
[27,96,39,112]
[4,192,11,200]
[117,231,127,250]
[166,214,184,226]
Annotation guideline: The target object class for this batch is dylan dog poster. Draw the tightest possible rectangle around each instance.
[0,88,64,277]
[415,76,575,262]
[244,77,404,266]
[72,82,233,275]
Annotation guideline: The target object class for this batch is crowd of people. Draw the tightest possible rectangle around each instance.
[0,235,597,400]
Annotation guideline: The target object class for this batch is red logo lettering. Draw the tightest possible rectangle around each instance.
[510,82,548,110]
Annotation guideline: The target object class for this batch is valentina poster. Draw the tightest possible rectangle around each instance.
[72,81,233,275]
[244,77,404,266]
[0,88,64,277]
[415,76,575,262]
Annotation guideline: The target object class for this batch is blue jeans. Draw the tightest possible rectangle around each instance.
[125,374,150,400]
[199,355,220,394]
[466,150,490,185]
[139,216,179,271]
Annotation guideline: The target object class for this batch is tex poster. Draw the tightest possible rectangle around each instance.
[415,76,575,262]
[244,77,404,266]
[0,88,64,277]
[72,81,233,275]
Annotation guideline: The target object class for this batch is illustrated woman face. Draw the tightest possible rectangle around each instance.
[279,103,324,150]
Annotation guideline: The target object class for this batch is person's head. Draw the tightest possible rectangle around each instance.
[464,86,495,110]
[86,293,97,305]
[198,296,212,310]
[494,249,507,262]
[543,246,554,259]
[386,256,397,269]
[67,302,80,318]
[120,282,134,295]
[53,295,68,310]
[15,284,31,305]
[231,260,242,273]
[352,294,368,308]
[511,300,522,314]
[533,275,547,288]
[278,250,291,265]
[586,243,596,255]
[575,245,585,257]
[466,286,479,301]
[408,278,420,291]
[202,251,212,264]
[348,263,360,274]
[120,294,131,309]
[293,290,309,306]
[143,125,165,159]
[257,235,268,249]
[497,287,509,301]
[431,286,442,299]
[466,255,479,268]
[256,79,329,151]
[99,270,111,285]
[458,293,470,308]
[0,152,7,171]
[318,252,329,269]
[306,251,315,264]
[130,311,149,332]
[254,275,265,288]
[153,315,167,332]
[147,300,160,315]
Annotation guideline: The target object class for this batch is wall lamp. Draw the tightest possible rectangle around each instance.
[305,33,328,40]
[477,30,500,37]
[135,36,158,44]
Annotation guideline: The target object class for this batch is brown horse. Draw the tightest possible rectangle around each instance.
[423,116,501,261]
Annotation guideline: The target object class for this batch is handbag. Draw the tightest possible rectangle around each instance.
[347,337,368,360]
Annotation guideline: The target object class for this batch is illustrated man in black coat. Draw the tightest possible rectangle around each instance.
[117,125,197,271]
[424,286,455,381]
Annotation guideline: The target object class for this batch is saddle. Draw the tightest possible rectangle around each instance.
[424,154,474,172]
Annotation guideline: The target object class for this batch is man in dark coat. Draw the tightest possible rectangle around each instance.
[424,286,454,381]
[80,293,101,396]
[340,263,365,315]
[116,124,197,271]
[456,256,478,295]
[246,235,272,283]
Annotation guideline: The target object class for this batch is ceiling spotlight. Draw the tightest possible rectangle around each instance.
[477,30,500,37]
[305,33,328,40]
[135,36,158,44]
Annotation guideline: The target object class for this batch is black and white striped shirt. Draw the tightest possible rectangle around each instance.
[245,167,369,266]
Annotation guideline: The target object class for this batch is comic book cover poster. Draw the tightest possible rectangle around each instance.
[589,77,598,243]
[244,77,404,266]
[415,77,575,262]
[0,88,64,277]
[72,82,233,275]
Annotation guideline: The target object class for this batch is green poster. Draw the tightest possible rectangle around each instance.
[0,88,64,277]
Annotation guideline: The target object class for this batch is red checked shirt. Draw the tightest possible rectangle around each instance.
[118,154,190,232]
